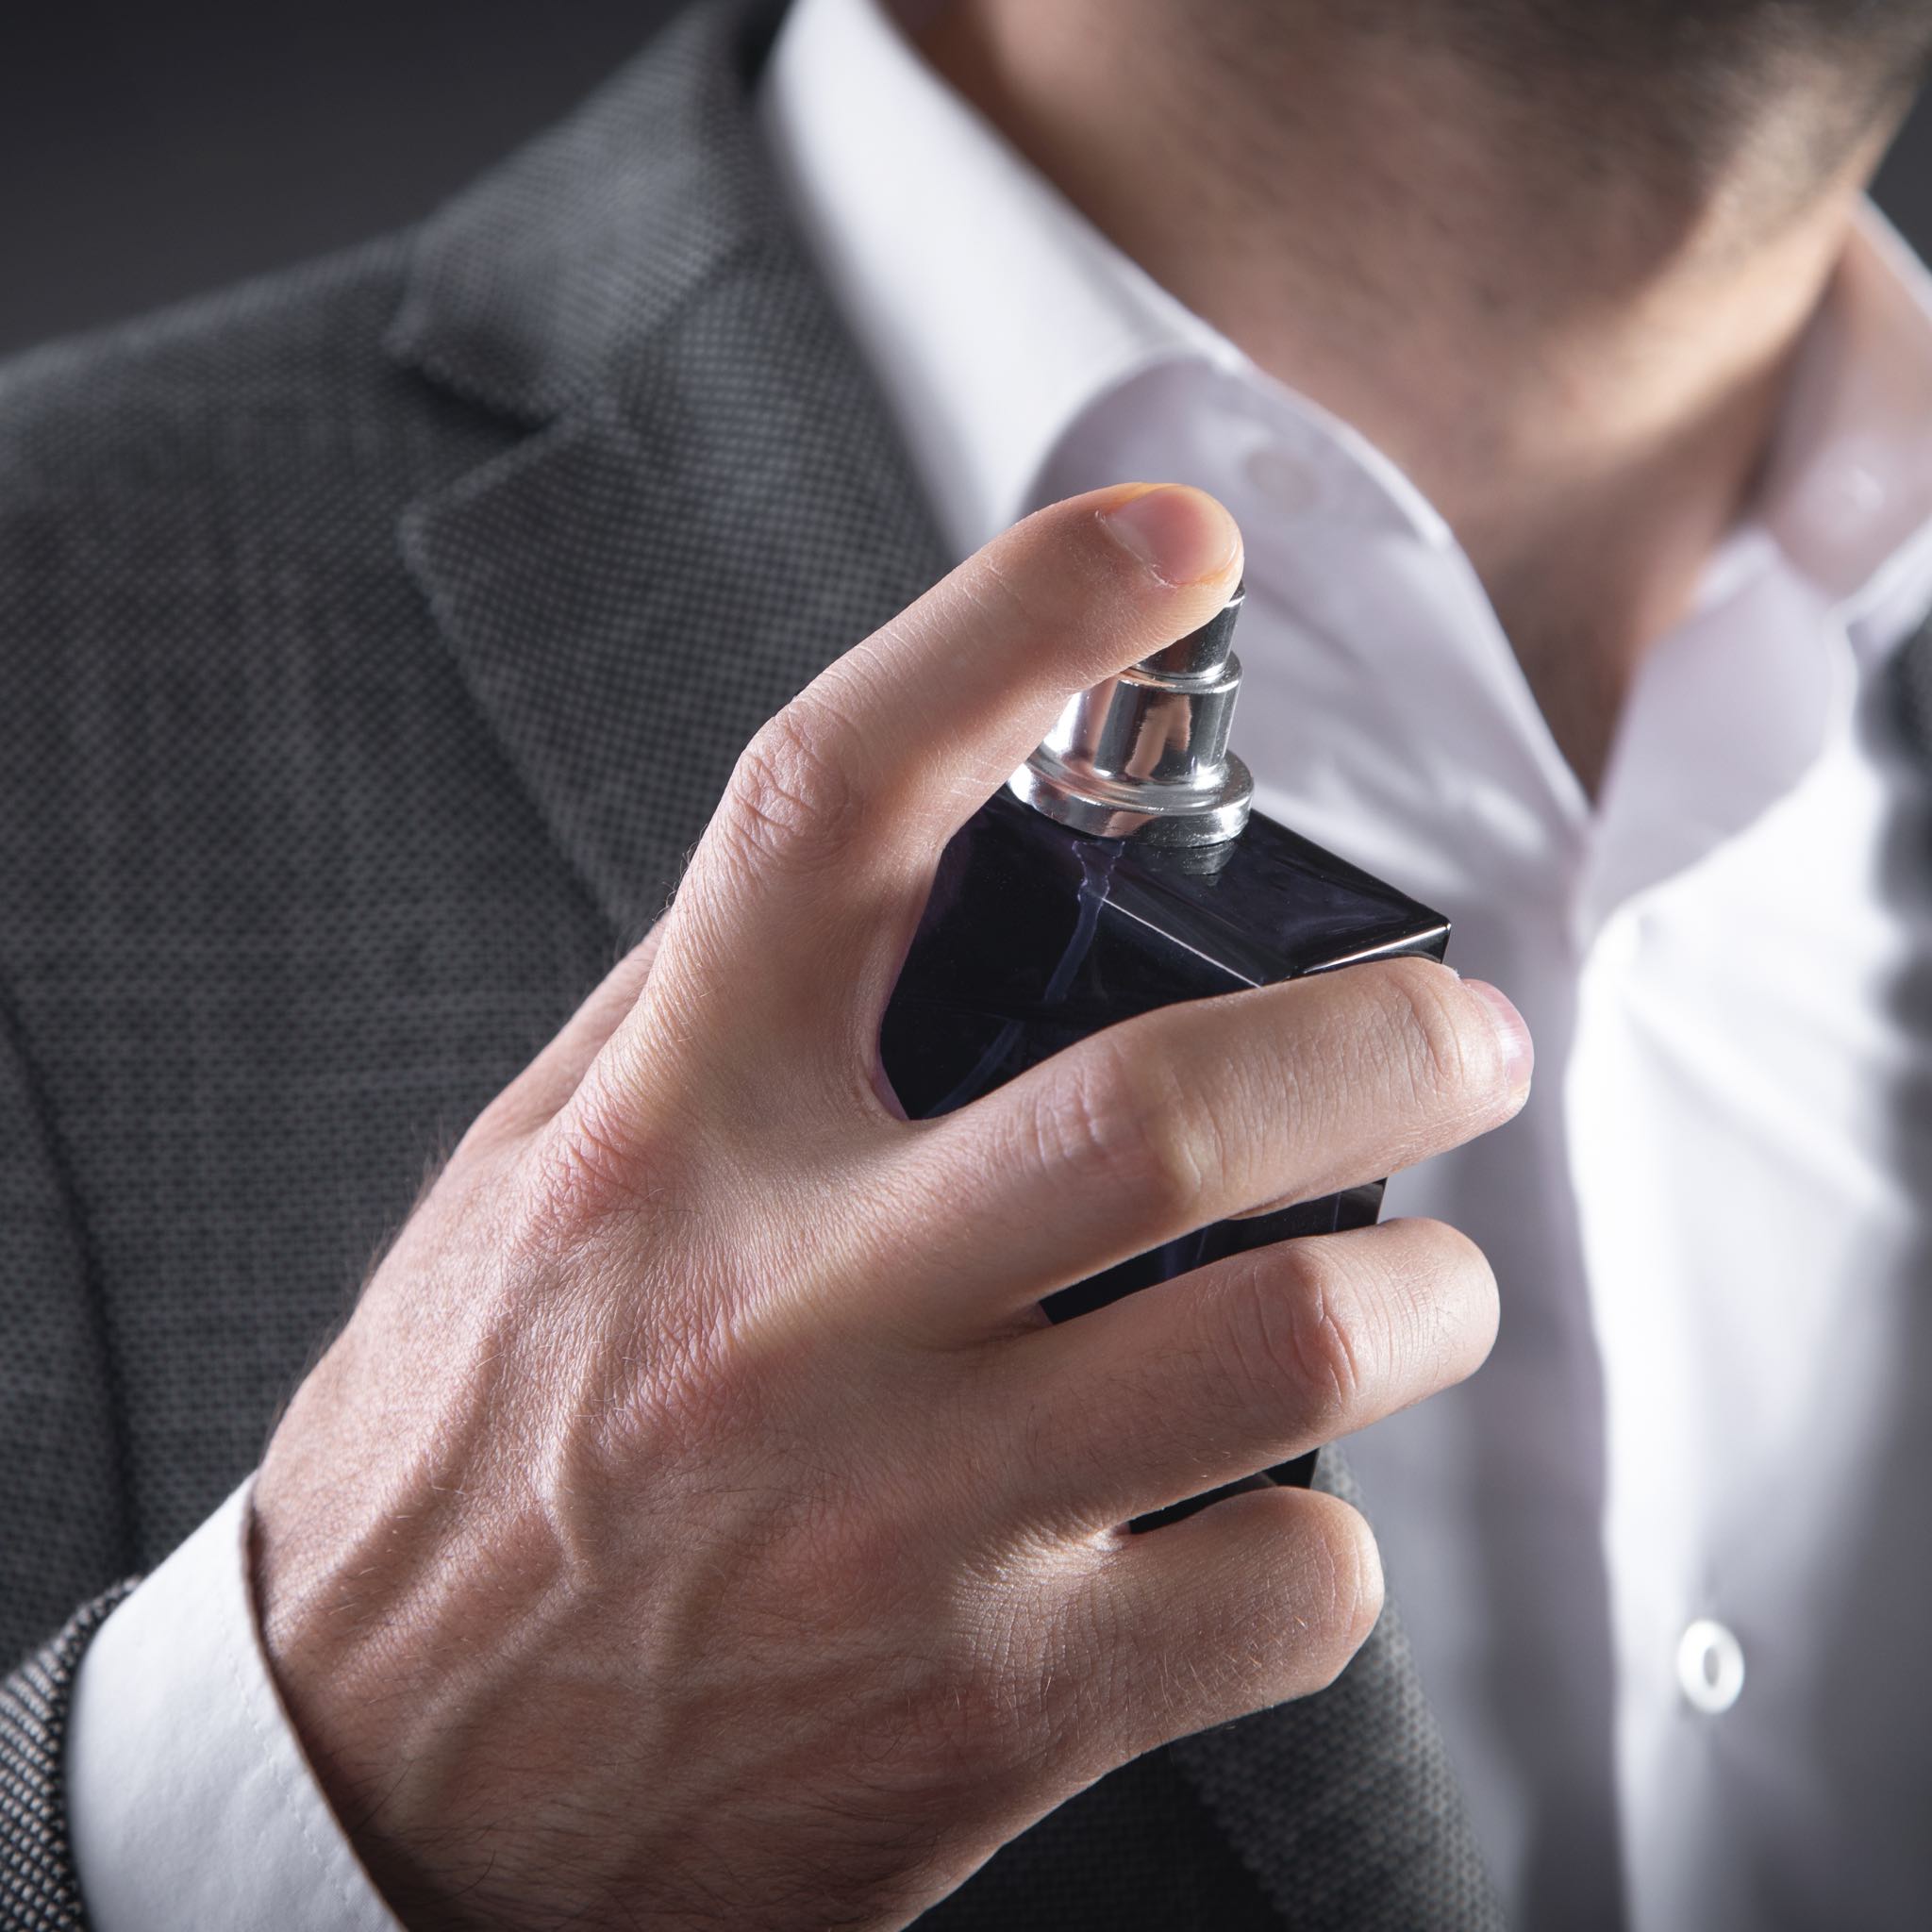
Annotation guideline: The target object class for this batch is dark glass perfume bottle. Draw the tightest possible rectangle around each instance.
[880,585,1448,1495]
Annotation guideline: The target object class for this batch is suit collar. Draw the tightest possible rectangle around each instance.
[388,0,791,425]
[388,0,950,941]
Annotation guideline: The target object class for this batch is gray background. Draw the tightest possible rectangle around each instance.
[2,0,1931,358]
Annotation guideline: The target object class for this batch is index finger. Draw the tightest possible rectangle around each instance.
[641,484,1244,1091]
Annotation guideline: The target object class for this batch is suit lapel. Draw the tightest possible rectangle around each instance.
[385,1,1500,1920]
[389,0,949,939]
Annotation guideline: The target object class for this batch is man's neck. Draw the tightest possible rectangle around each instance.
[918,0,1895,793]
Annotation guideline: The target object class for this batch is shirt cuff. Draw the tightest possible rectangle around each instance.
[66,1478,403,1932]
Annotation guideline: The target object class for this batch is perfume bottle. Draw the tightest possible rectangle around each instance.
[880,585,1448,1496]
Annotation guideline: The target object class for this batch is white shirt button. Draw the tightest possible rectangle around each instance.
[1676,1618,1746,1714]
[1243,442,1321,513]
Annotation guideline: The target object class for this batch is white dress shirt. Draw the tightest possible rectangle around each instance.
[66,1,1932,1928]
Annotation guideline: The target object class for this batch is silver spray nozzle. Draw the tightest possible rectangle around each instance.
[1007,582,1254,847]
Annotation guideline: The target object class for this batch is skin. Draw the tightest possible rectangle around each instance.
[257,487,1524,1928]
[919,0,1929,792]
[256,5,1926,1926]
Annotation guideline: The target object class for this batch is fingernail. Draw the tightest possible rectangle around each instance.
[1098,484,1242,586]
[1463,979,1534,1099]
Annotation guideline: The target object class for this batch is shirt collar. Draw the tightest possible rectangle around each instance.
[757,0,1442,559]
[1757,201,1932,647]
[760,0,1932,651]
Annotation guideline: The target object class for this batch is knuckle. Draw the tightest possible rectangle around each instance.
[1264,1241,1376,1434]
[520,1072,665,1240]
[523,1115,634,1245]
[1371,957,1484,1113]
[1033,1041,1215,1222]
[720,704,864,875]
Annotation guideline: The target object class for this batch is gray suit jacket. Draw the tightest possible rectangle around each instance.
[0,0,1571,1924]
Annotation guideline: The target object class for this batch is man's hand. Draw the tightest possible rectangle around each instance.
[253,483,1528,1931]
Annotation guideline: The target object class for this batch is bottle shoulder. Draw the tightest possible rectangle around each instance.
[882,788,1451,1119]
[980,788,1448,986]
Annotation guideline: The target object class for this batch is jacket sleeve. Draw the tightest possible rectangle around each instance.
[0,988,139,1930]
[0,987,132,1646]
[0,1588,137,1932]
[1,990,401,1932]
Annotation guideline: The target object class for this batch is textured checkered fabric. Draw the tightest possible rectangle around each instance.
[0,1590,133,1932]
[0,0,1517,1923]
